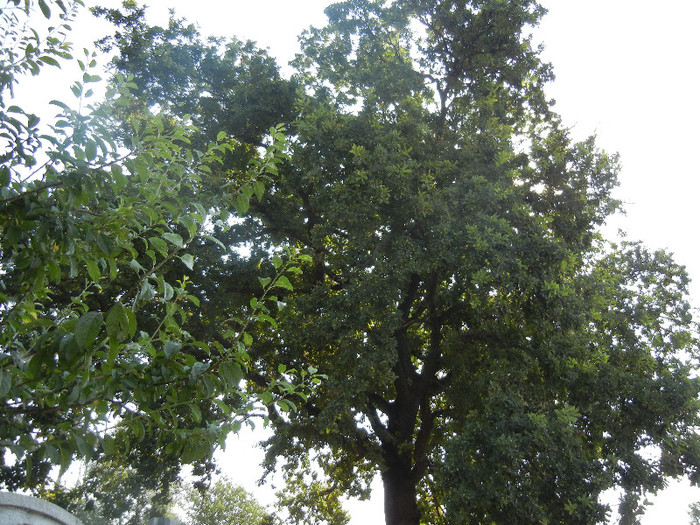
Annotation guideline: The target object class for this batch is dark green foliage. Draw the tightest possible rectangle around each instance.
[92,3,298,147]
[88,1,700,524]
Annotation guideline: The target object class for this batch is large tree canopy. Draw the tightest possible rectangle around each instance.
[98,1,700,524]
[5,1,700,524]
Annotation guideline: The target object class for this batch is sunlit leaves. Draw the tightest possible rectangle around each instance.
[0,2,311,480]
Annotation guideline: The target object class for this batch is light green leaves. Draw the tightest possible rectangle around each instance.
[179,253,194,270]
[190,361,210,381]
[203,233,226,249]
[85,259,101,282]
[149,236,168,256]
[161,232,183,247]
[178,213,197,237]
[274,275,293,291]
[0,5,315,488]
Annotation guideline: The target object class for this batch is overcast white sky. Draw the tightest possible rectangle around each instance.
[15,0,700,522]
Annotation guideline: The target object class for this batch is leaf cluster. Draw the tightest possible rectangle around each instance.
[0,0,315,490]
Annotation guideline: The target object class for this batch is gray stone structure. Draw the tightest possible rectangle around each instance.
[0,492,82,525]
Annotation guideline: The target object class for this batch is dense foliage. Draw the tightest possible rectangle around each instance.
[3,1,700,524]
[0,0,319,491]
[98,2,700,524]
[180,477,276,525]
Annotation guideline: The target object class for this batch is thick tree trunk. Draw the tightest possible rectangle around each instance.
[382,467,421,525]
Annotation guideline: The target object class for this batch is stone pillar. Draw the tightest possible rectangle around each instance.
[0,492,82,525]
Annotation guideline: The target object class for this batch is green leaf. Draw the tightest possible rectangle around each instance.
[85,140,97,161]
[189,404,202,422]
[43,445,60,465]
[193,202,206,218]
[259,391,273,405]
[162,232,183,247]
[179,253,194,270]
[110,164,127,192]
[86,259,101,282]
[149,236,169,257]
[273,275,294,291]
[235,193,250,214]
[106,302,127,342]
[178,214,197,237]
[125,308,137,339]
[277,399,297,413]
[74,311,103,350]
[39,56,60,67]
[257,313,277,328]
[186,294,200,307]
[102,435,116,456]
[95,234,113,256]
[190,361,209,380]
[254,180,265,201]
[37,0,51,18]
[137,281,156,303]
[108,258,117,280]
[220,362,243,388]
[0,371,11,397]
[181,438,210,463]
[213,399,231,415]
[106,340,119,374]
[73,433,94,459]
[164,341,182,358]
[202,233,226,250]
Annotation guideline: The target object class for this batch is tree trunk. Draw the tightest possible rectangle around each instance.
[382,466,421,525]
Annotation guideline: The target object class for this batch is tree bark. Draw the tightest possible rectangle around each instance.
[382,466,420,525]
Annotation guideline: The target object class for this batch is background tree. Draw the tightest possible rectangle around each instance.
[94,1,700,524]
[42,463,276,525]
[273,456,350,525]
[180,476,276,525]
[45,444,180,525]
[690,501,700,525]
